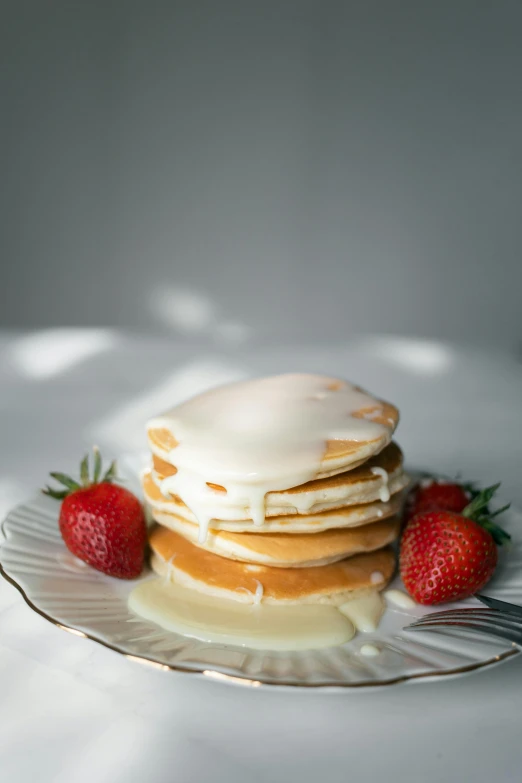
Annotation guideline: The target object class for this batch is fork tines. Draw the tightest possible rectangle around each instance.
[405,607,522,647]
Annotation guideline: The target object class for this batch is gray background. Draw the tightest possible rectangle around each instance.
[2,1,521,348]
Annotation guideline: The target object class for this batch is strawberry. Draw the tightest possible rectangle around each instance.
[406,480,470,520]
[43,448,147,579]
[400,484,510,605]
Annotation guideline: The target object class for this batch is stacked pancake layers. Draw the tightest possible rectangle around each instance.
[142,375,409,608]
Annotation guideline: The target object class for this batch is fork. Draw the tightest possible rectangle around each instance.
[404,594,522,648]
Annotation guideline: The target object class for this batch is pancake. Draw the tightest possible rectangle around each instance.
[148,513,401,567]
[150,526,396,605]
[147,375,399,484]
[146,478,406,533]
[143,471,406,532]
[145,442,409,523]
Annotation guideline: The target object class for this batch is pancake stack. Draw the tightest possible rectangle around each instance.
[142,374,409,608]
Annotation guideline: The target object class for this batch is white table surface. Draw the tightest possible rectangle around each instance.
[1,330,522,783]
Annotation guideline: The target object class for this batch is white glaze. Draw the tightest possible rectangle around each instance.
[360,643,380,657]
[128,579,356,651]
[370,466,390,502]
[338,592,385,632]
[385,589,417,610]
[253,580,264,605]
[235,579,264,605]
[150,374,391,540]
[370,570,384,585]
[163,554,177,585]
[148,463,409,523]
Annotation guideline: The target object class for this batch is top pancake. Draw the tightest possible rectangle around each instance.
[147,374,399,484]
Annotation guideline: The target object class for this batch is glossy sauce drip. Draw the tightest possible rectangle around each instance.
[385,589,417,610]
[128,579,356,651]
[360,643,381,657]
[370,467,390,502]
[339,592,385,632]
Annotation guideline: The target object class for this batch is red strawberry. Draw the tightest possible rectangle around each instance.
[43,448,147,579]
[400,484,510,605]
[406,480,470,520]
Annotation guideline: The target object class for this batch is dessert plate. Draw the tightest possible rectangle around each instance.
[1,460,520,689]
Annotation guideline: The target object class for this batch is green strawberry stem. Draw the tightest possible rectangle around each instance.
[462,483,511,546]
[43,447,119,500]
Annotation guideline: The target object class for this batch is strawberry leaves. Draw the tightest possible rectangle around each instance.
[43,447,119,500]
[102,459,117,483]
[80,454,90,487]
[42,485,70,500]
[93,446,102,484]
[48,472,81,492]
[462,483,511,546]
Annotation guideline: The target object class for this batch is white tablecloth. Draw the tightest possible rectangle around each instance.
[1,330,521,783]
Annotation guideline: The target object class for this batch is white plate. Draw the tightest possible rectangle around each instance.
[1,468,520,689]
